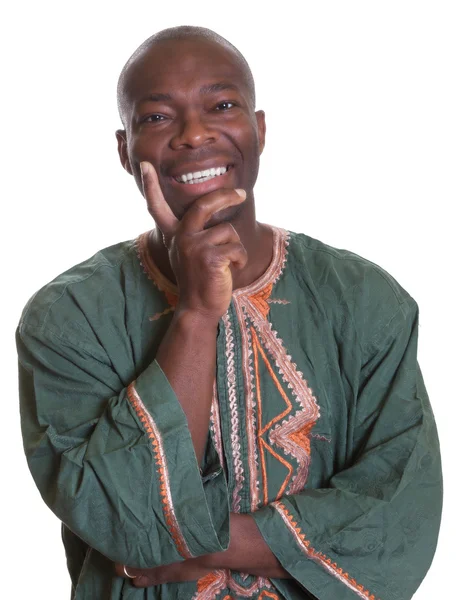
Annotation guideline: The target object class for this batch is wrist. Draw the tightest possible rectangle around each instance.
[198,550,225,570]
[172,307,221,331]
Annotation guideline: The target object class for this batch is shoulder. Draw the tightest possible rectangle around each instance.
[18,237,142,340]
[286,229,410,303]
[284,229,418,342]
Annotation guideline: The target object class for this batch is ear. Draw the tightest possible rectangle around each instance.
[255,110,266,155]
[116,130,133,175]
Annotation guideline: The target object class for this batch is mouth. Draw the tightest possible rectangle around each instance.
[173,164,233,185]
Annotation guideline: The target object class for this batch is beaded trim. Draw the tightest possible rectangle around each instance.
[222,311,245,512]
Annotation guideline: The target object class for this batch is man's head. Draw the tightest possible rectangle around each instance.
[116,26,265,222]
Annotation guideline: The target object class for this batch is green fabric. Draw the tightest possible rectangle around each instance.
[17,226,442,600]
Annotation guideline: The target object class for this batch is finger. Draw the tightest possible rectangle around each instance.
[115,563,138,579]
[213,242,248,271]
[181,188,246,234]
[198,222,241,246]
[133,574,151,588]
[141,161,178,235]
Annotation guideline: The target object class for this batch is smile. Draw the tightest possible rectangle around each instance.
[174,165,231,184]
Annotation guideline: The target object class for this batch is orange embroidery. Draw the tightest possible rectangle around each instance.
[135,232,178,320]
[258,592,280,600]
[137,226,320,514]
[165,290,178,308]
[272,502,378,600]
[249,282,273,318]
[149,306,174,321]
[197,572,221,593]
[252,326,294,504]
[127,382,192,559]
[194,570,276,600]
[288,421,315,455]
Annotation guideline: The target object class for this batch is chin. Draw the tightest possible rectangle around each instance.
[203,202,245,230]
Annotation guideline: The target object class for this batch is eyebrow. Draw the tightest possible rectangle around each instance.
[139,82,242,105]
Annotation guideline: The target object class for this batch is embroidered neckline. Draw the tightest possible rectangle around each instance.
[135,224,290,298]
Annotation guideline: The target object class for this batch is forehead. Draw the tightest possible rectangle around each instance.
[124,38,249,104]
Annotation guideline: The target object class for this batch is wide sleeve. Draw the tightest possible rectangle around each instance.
[252,299,442,600]
[17,323,229,568]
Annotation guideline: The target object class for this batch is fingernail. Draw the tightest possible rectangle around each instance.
[235,188,246,199]
[140,162,149,177]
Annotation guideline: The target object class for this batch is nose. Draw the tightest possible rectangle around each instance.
[170,110,218,150]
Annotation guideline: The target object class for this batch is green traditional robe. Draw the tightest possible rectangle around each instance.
[17,225,442,600]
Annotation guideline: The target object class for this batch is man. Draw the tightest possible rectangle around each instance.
[17,25,442,600]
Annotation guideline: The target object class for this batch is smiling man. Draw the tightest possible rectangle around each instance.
[17,26,442,600]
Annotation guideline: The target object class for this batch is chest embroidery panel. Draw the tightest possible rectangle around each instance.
[215,228,321,518]
[136,227,322,600]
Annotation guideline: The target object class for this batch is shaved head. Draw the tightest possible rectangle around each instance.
[116,26,256,129]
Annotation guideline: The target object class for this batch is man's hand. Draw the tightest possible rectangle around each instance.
[114,558,212,588]
[141,161,247,322]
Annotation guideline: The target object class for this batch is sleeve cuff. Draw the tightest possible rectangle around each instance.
[253,501,377,600]
[127,359,230,559]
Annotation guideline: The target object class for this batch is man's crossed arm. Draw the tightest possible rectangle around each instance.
[115,513,291,588]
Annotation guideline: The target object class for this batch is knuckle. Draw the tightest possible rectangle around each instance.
[133,575,151,588]
[192,200,208,213]
[177,237,193,257]
[222,222,236,236]
[203,251,221,269]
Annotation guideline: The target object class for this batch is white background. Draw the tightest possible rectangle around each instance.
[1,1,459,598]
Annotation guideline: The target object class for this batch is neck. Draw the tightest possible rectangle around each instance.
[149,196,273,291]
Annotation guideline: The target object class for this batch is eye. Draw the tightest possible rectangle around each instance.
[143,114,166,123]
[215,101,236,111]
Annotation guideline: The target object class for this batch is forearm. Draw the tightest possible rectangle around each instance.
[203,513,291,578]
[155,309,218,466]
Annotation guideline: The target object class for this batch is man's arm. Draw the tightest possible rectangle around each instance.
[115,513,290,588]
[204,513,290,578]
[248,298,442,600]
[141,161,247,465]
[17,163,247,569]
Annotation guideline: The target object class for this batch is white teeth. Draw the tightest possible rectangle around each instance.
[175,165,229,183]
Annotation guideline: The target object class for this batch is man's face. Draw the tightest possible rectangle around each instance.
[116,38,266,221]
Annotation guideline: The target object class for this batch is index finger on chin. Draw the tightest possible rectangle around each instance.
[141,161,178,236]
